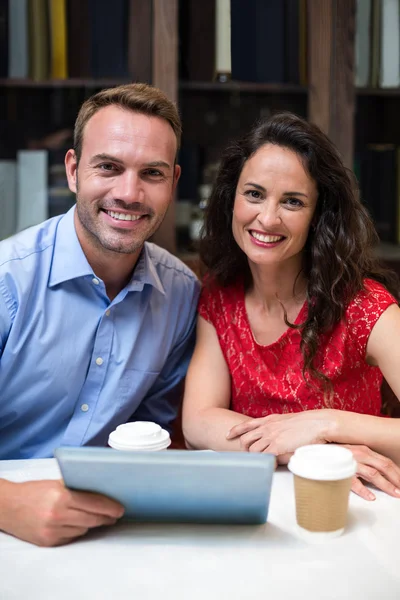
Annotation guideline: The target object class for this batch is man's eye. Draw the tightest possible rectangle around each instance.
[99,163,116,172]
[144,169,163,177]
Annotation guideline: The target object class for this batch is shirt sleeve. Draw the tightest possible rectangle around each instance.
[347,279,398,358]
[131,277,200,432]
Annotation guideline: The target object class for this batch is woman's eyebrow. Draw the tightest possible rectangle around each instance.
[243,182,266,192]
[282,191,308,198]
[244,182,308,198]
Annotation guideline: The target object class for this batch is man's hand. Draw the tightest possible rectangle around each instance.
[226,410,336,454]
[0,479,124,547]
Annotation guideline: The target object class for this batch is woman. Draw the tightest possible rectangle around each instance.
[182,112,400,501]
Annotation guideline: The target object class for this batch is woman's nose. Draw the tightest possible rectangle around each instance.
[256,202,282,227]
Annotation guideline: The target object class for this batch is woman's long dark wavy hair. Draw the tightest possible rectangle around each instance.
[200,112,400,388]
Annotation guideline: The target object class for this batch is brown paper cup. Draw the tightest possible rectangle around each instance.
[294,474,352,536]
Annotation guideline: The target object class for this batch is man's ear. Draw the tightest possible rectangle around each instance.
[172,164,181,193]
[65,149,78,194]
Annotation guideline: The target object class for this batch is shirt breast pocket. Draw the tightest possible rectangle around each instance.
[117,368,161,409]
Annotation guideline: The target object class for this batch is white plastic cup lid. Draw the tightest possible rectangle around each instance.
[108,421,171,451]
[288,444,357,481]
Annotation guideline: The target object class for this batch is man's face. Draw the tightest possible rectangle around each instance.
[65,105,180,258]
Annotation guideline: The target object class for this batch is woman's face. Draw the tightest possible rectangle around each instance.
[232,143,318,269]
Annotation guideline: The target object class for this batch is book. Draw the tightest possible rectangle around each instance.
[379,0,400,87]
[28,0,50,81]
[0,160,17,240]
[355,0,372,87]
[178,143,203,202]
[67,0,91,78]
[48,0,68,79]
[369,0,381,87]
[284,0,300,84]
[215,0,231,81]
[359,144,397,243]
[299,0,307,85]
[8,0,29,79]
[17,150,48,232]
[231,0,285,83]
[0,0,8,78]
[89,0,129,79]
[128,0,152,83]
[179,0,216,81]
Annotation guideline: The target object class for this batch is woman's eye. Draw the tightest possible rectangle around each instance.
[284,197,304,208]
[245,190,262,200]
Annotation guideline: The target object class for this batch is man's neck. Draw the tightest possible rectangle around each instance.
[74,212,142,301]
[88,251,141,301]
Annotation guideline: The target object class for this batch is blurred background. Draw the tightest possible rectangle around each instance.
[1,0,400,275]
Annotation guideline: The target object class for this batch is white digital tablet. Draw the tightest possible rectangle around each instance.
[55,447,275,525]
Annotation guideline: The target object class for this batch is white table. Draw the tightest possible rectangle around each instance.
[0,459,399,600]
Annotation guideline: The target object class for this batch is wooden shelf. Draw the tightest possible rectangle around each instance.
[0,78,133,88]
[179,81,308,94]
[375,243,400,262]
[357,87,400,97]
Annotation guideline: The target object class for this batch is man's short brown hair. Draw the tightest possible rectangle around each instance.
[73,83,182,163]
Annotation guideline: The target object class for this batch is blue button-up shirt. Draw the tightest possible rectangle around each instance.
[0,207,200,459]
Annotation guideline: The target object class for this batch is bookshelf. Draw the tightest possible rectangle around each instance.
[1,0,390,258]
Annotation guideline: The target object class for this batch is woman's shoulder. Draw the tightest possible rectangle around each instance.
[201,275,243,301]
[198,275,243,322]
[344,278,398,330]
[351,278,398,309]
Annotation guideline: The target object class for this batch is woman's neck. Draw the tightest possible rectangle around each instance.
[247,260,307,312]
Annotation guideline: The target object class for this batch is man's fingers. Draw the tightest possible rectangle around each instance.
[351,476,375,501]
[68,490,124,519]
[64,508,119,529]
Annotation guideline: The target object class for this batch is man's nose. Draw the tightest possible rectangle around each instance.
[115,172,144,203]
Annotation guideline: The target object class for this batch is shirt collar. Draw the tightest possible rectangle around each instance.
[48,206,94,287]
[127,243,166,295]
[48,205,165,295]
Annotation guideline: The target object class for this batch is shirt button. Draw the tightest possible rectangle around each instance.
[92,278,100,285]
[95,357,104,366]
[105,310,110,317]
[81,404,89,412]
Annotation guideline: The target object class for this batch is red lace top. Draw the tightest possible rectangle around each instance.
[199,278,397,417]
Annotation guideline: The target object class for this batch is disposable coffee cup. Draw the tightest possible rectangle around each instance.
[288,445,357,542]
[108,421,171,451]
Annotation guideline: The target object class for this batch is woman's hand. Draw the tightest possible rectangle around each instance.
[226,410,338,454]
[341,444,400,501]
[276,445,400,500]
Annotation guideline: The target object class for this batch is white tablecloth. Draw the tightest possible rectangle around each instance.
[0,459,399,600]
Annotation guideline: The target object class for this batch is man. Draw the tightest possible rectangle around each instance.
[0,83,200,546]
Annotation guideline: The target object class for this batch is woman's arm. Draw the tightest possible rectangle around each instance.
[182,316,250,450]
[330,302,400,463]
[228,304,400,460]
